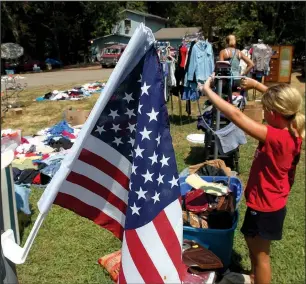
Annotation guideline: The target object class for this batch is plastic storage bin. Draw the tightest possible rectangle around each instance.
[183,211,239,270]
[180,176,243,269]
[179,176,243,209]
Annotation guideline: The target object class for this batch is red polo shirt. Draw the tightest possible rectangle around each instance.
[245,126,302,212]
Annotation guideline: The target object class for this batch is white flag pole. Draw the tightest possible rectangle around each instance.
[1,23,155,264]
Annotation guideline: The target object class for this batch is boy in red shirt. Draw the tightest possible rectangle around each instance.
[198,77,304,284]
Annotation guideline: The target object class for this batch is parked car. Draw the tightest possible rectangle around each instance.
[100,44,127,68]
[4,59,46,73]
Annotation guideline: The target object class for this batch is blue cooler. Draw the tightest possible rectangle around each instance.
[180,176,243,269]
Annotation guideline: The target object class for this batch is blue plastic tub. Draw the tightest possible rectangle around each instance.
[183,211,239,270]
[179,176,243,209]
[180,176,243,269]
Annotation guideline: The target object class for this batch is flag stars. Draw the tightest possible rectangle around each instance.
[123,92,134,104]
[156,134,161,146]
[138,103,143,114]
[152,191,160,204]
[160,155,170,167]
[109,109,119,120]
[127,122,136,133]
[128,137,135,147]
[134,145,145,158]
[140,127,152,141]
[111,123,121,133]
[137,74,142,83]
[113,137,123,147]
[135,187,147,200]
[142,170,154,183]
[95,125,105,135]
[147,108,159,122]
[130,203,141,215]
[169,176,179,188]
[125,108,136,119]
[157,173,164,185]
[141,82,151,96]
[148,151,158,165]
[131,164,137,175]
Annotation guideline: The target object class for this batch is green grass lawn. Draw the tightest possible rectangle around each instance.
[2,74,305,284]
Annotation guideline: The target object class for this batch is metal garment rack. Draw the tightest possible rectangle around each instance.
[211,75,247,159]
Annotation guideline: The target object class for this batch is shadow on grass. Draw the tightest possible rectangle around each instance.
[18,203,36,243]
[169,114,197,126]
[229,249,246,274]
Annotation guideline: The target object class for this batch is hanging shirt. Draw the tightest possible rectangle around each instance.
[252,44,273,72]
[179,45,188,68]
[187,40,214,83]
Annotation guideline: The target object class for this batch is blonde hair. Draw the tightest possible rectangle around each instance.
[226,35,236,47]
[262,84,305,139]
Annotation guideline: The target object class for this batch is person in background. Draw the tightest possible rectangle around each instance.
[219,35,254,77]
[198,76,304,284]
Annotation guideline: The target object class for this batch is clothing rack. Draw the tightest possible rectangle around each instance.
[213,75,246,158]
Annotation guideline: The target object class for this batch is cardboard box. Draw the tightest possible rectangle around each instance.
[244,101,263,123]
[63,109,91,126]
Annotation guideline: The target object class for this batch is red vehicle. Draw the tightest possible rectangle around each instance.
[100,44,127,68]
[4,58,46,73]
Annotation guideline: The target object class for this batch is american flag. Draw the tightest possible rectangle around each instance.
[51,46,184,282]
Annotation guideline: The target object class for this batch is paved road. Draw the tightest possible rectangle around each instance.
[18,66,114,89]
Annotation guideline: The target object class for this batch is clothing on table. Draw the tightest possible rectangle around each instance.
[48,120,74,136]
[14,169,40,184]
[245,126,302,212]
[40,155,65,178]
[252,43,273,72]
[48,137,73,150]
[12,156,41,170]
[241,206,287,240]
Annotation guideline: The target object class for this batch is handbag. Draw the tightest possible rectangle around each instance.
[185,189,208,213]
[182,240,223,270]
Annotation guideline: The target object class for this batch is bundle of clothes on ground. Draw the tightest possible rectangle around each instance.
[2,121,82,215]
[35,81,106,102]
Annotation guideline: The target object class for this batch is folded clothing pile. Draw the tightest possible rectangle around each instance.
[182,174,235,230]
[36,81,106,101]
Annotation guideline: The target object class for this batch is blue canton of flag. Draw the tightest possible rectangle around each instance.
[118,46,184,284]
[126,47,180,229]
